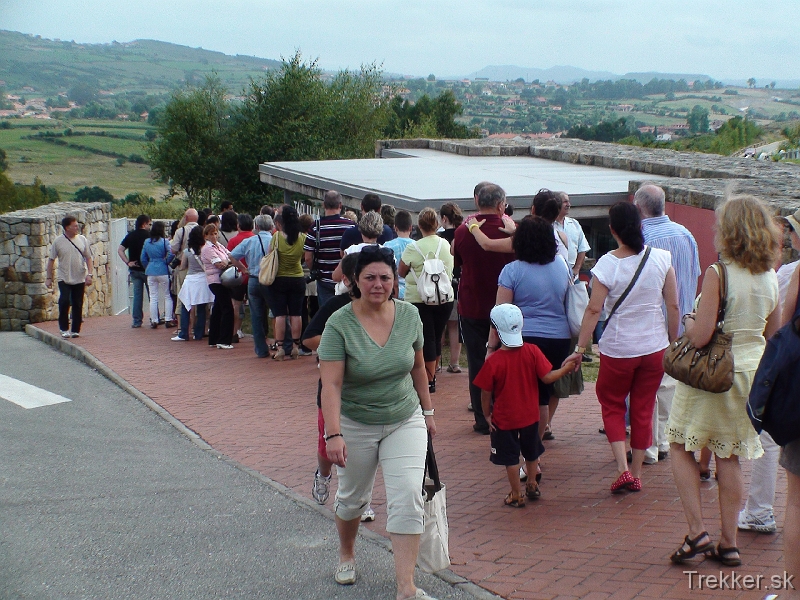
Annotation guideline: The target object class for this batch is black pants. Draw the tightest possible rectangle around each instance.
[413,302,454,362]
[460,315,491,429]
[208,283,234,345]
[57,281,85,333]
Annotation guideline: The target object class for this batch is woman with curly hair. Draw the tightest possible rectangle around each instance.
[666,195,781,568]
[484,215,574,496]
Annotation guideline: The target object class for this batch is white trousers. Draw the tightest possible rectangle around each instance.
[147,275,174,323]
[743,431,780,518]
[646,374,676,462]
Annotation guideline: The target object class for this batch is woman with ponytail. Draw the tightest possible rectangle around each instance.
[566,201,679,494]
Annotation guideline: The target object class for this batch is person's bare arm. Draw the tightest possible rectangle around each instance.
[684,266,720,348]
[398,260,410,278]
[481,389,494,431]
[45,258,55,287]
[487,286,513,355]
[663,267,680,343]
[320,360,347,467]
[304,250,315,269]
[117,245,130,266]
[781,265,800,327]
[410,349,436,436]
[574,251,586,277]
[565,276,608,370]
[470,220,513,253]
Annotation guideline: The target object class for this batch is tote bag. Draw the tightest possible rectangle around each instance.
[565,279,589,337]
[417,434,450,573]
[258,235,279,286]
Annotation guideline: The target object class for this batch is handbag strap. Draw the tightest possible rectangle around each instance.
[605,246,652,325]
[257,233,266,257]
[714,261,729,332]
[64,234,89,264]
[423,432,442,495]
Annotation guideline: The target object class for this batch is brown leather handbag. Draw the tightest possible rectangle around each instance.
[663,262,734,393]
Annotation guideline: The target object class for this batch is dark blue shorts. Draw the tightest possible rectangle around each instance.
[490,422,544,466]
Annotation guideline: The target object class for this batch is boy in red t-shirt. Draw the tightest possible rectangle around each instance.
[474,304,579,507]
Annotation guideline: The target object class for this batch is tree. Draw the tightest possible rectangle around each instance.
[427,74,436,82]
[747,78,756,89]
[68,81,98,106]
[74,186,114,203]
[770,81,776,89]
[147,74,230,206]
[0,148,8,172]
[687,105,710,134]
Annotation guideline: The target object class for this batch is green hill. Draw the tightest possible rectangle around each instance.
[0,30,282,95]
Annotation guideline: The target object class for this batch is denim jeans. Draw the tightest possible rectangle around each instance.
[248,277,270,357]
[317,281,336,308]
[179,304,207,341]
[129,270,147,327]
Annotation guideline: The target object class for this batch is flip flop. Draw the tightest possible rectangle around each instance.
[334,561,356,585]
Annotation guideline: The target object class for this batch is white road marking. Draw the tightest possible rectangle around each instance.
[0,374,73,409]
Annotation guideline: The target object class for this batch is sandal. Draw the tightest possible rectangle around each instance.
[670,531,713,564]
[525,481,541,500]
[272,348,286,361]
[334,561,356,585]
[504,491,525,508]
[699,469,711,481]
[710,544,741,567]
[446,364,462,373]
[542,426,554,440]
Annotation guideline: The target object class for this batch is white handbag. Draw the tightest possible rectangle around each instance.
[417,435,450,573]
[566,279,589,338]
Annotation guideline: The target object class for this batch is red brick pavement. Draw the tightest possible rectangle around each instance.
[33,316,788,600]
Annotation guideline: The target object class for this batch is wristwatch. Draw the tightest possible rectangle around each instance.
[574,345,586,354]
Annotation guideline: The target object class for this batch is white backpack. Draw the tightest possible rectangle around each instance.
[410,238,454,305]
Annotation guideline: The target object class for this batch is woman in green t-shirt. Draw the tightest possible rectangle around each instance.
[267,205,308,360]
[319,246,438,600]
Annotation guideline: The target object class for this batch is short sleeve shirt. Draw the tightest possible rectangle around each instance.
[50,234,91,284]
[473,344,552,429]
[591,246,672,358]
[275,233,307,278]
[120,228,150,272]
[317,300,424,425]
[400,236,454,304]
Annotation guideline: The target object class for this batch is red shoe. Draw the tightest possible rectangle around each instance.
[611,471,634,494]
[627,477,642,492]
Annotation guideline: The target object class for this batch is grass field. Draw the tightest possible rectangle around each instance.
[1,120,168,201]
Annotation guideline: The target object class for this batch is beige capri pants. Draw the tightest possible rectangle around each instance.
[334,406,427,534]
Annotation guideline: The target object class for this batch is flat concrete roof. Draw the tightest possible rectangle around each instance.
[259,147,671,218]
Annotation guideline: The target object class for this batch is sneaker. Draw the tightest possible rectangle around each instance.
[70,332,80,338]
[298,347,313,356]
[737,510,777,533]
[312,469,331,504]
[216,343,234,350]
[171,335,187,341]
[60,330,71,338]
[131,323,142,328]
[361,506,375,522]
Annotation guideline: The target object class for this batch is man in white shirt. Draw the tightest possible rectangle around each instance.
[554,192,590,280]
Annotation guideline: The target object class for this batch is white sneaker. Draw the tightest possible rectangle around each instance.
[171,335,187,341]
[60,330,71,338]
[216,343,234,350]
[70,332,80,338]
[312,469,331,504]
[361,506,375,522]
[737,510,777,533]
[237,329,250,339]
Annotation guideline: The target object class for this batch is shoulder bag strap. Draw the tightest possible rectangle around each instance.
[715,261,728,331]
[605,246,652,325]
[163,239,169,263]
[64,235,88,264]
[257,233,266,257]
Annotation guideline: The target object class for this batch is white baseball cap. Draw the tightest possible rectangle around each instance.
[786,208,800,237]
[490,304,524,348]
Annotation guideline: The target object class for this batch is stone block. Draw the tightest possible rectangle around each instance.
[14,257,31,273]
[25,283,47,296]
[9,319,22,331]
[11,223,31,235]
[4,281,23,294]
[14,295,32,310]
[13,234,28,247]
[30,222,45,235]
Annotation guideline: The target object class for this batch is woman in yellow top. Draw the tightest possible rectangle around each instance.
[267,205,308,360]
[399,207,455,393]
[667,195,781,567]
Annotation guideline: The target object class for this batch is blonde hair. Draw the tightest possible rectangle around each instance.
[715,195,780,274]
[417,207,439,233]
[344,210,358,223]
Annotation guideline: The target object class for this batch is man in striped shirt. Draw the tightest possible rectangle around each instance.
[304,190,355,307]
[635,183,701,465]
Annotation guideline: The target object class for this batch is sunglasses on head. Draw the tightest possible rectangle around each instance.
[359,245,395,259]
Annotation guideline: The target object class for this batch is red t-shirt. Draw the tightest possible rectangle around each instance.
[452,215,514,320]
[472,343,552,430]
[227,231,255,284]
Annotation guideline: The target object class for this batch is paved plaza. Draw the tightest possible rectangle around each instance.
[29,316,789,599]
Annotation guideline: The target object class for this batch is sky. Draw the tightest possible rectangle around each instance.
[2,0,799,81]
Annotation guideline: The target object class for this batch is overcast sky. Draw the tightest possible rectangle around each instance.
[2,0,798,81]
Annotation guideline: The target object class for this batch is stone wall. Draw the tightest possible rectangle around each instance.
[0,202,112,331]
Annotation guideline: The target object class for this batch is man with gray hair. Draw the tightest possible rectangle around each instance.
[453,183,515,434]
[303,190,355,307]
[634,183,700,464]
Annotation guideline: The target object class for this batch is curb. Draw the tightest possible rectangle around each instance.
[24,324,499,600]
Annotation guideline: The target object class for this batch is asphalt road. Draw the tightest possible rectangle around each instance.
[0,333,479,600]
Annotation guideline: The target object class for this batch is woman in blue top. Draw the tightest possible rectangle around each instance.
[140,221,175,329]
[486,216,572,484]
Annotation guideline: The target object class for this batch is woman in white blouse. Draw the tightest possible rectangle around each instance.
[566,202,679,494]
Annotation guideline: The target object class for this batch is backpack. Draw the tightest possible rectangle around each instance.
[410,238,454,305]
[746,284,800,446]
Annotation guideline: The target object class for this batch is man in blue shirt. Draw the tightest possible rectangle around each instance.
[634,183,701,464]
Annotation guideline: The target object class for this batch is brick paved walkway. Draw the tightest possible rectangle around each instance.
[33,316,787,599]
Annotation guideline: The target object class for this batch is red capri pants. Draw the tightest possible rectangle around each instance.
[596,350,665,450]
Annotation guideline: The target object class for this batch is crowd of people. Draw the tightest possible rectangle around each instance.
[50,182,797,598]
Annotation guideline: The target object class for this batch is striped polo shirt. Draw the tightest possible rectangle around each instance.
[303,214,355,285]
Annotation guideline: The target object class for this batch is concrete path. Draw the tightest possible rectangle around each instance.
[27,316,789,599]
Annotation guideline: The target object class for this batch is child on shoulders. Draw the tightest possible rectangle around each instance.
[473,304,579,507]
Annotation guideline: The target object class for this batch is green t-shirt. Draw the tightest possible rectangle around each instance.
[318,300,424,425]
[275,232,307,278]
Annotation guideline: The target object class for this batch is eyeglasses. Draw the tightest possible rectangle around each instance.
[359,245,395,259]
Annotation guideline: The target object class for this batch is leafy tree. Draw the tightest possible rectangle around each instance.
[0,148,8,172]
[0,176,60,213]
[74,186,114,203]
[427,74,436,82]
[687,105,710,134]
[747,78,756,89]
[770,81,776,89]
[68,81,98,105]
[147,74,230,206]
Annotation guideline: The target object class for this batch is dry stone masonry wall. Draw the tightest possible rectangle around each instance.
[0,202,111,331]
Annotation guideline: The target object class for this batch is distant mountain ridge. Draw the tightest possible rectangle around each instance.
[464,64,713,84]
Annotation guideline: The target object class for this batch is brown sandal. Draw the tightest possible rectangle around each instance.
[525,481,541,500]
[670,531,713,564]
[504,492,525,508]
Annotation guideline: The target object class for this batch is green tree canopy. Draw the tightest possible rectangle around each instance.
[687,105,710,134]
[74,185,114,203]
